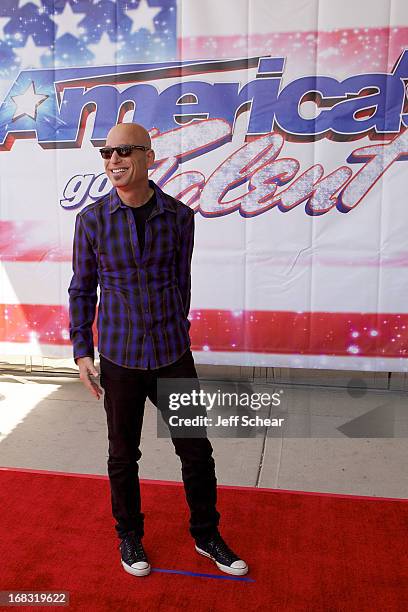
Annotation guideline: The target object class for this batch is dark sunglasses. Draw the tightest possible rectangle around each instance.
[99,145,150,159]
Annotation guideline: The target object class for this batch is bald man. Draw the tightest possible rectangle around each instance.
[68,123,248,577]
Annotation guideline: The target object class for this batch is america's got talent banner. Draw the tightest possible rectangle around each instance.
[0,0,408,371]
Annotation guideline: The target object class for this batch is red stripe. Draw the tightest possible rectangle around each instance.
[0,221,71,261]
[179,27,407,75]
[0,304,406,357]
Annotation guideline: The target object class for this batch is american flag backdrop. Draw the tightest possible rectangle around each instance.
[0,0,408,371]
[0,0,176,76]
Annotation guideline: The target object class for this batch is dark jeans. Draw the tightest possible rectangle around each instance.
[99,349,220,541]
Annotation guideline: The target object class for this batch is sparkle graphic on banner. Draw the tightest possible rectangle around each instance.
[11,81,48,121]
[0,0,176,78]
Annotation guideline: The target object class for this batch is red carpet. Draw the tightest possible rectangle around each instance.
[1,468,407,611]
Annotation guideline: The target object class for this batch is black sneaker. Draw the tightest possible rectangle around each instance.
[195,532,248,576]
[119,533,151,577]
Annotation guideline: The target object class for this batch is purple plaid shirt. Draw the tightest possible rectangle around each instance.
[68,180,194,369]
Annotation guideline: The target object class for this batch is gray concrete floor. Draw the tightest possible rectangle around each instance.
[0,368,407,498]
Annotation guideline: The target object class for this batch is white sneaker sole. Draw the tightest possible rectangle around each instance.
[121,560,151,577]
[195,545,248,576]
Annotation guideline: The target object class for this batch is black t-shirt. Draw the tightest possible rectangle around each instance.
[125,192,156,256]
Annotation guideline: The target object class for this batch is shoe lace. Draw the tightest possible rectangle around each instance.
[210,533,239,561]
[122,534,146,560]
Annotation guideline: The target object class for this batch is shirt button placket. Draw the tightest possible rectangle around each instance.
[140,266,151,368]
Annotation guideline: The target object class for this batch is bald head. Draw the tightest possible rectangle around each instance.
[103,123,155,201]
[106,123,151,148]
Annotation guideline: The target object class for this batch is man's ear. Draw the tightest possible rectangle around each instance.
[146,148,155,169]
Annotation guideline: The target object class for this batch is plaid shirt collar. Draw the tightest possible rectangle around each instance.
[108,179,177,216]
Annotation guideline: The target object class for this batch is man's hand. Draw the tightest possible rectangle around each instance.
[76,356,103,400]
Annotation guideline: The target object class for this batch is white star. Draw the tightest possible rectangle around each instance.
[11,81,48,121]
[0,16,10,37]
[52,3,86,39]
[18,0,43,8]
[88,32,117,65]
[125,0,161,35]
[14,35,45,68]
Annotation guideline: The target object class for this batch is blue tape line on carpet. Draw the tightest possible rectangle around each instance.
[151,568,255,582]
